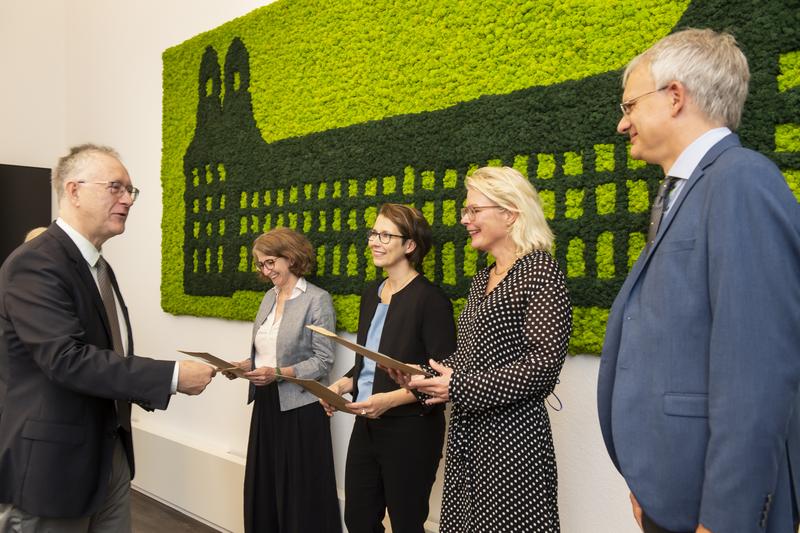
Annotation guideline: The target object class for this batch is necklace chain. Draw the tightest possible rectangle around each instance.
[386,271,417,294]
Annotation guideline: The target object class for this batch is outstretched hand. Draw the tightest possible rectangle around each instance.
[177,360,216,395]
[222,359,251,380]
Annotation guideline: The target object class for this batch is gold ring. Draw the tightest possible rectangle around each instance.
[361,409,367,416]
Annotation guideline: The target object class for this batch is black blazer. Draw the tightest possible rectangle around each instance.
[0,223,174,518]
[347,275,457,417]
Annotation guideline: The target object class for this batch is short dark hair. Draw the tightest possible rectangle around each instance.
[252,227,315,279]
[378,203,432,267]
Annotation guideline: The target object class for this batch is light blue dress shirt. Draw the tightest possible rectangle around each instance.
[356,280,389,403]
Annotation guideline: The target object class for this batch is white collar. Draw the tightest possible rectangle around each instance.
[273,276,307,298]
[56,217,102,267]
[667,127,731,180]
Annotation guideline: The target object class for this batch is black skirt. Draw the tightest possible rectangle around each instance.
[244,383,341,533]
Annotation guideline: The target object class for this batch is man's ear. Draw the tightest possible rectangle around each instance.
[666,80,687,117]
[64,181,81,206]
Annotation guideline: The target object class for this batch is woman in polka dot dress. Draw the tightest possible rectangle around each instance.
[389,166,572,532]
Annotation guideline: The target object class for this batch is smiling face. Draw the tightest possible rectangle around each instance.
[368,214,414,269]
[461,187,511,253]
[617,62,674,169]
[253,251,297,291]
[65,152,134,249]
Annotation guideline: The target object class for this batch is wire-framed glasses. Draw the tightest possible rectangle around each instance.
[77,180,140,202]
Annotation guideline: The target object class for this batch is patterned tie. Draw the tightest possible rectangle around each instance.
[96,255,131,432]
[646,175,679,250]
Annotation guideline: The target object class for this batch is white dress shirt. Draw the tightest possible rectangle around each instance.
[254,277,307,369]
[56,218,179,393]
[665,127,732,212]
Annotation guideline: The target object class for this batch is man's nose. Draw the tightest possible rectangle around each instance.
[617,115,631,134]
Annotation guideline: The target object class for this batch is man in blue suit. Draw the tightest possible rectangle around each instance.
[597,28,800,533]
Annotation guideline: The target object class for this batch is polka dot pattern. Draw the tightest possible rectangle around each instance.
[433,251,572,532]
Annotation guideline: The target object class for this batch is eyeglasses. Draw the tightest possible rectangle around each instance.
[255,257,279,271]
[77,180,140,202]
[366,229,407,244]
[460,205,505,221]
[619,87,667,115]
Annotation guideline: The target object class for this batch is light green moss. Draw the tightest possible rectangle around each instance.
[565,189,585,219]
[596,231,614,279]
[539,189,556,220]
[627,180,649,213]
[775,123,800,152]
[778,51,800,92]
[595,183,616,215]
[537,153,556,179]
[563,151,583,175]
[567,237,585,278]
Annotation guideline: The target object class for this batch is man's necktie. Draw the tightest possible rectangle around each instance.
[646,175,679,250]
[96,255,131,432]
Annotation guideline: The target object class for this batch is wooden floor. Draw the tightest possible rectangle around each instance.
[131,490,219,533]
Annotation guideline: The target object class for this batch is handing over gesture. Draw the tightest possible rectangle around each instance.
[177,360,217,395]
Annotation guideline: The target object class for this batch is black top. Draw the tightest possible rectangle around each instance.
[346,274,457,417]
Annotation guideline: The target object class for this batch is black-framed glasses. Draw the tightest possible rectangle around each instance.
[619,87,667,115]
[366,229,407,244]
[255,257,279,271]
[77,180,140,202]
[460,205,505,221]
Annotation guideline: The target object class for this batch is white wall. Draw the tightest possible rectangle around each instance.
[0,1,637,531]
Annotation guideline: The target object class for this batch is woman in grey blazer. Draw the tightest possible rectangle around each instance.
[227,227,341,533]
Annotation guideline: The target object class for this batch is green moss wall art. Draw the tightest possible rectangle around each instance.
[162,0,800,354]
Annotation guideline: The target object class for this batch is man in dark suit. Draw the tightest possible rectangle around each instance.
[597,29,800,533]
[0,144,216,532]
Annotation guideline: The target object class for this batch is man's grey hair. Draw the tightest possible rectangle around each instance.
[623,28,750,130]
[52,144,121,201]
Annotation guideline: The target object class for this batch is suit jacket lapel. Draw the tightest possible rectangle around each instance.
[49,224,114,345]
[623,134,741,292]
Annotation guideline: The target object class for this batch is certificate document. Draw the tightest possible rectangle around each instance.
[179,350,247,378]
[306,325,432,376]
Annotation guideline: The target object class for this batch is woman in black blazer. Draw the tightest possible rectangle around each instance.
[322,203,457,533]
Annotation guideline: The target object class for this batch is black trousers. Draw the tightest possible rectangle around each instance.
[344,412,445,533]
[244,384,341,533]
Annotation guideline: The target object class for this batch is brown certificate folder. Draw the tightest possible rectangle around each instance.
[280,375,356,415]
[306,325,432,376]
[179,350,247,378]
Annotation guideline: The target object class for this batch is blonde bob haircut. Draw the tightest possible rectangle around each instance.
[465,166,554,256]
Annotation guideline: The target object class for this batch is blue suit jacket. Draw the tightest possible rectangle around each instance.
[597,134,800,532]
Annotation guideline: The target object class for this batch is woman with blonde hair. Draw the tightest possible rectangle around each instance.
[389,166,572,532]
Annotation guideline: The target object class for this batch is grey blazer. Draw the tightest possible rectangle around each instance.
[248,280,336,411]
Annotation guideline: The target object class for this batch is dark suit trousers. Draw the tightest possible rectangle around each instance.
[344,412,444,533]
[0,435,131,532]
